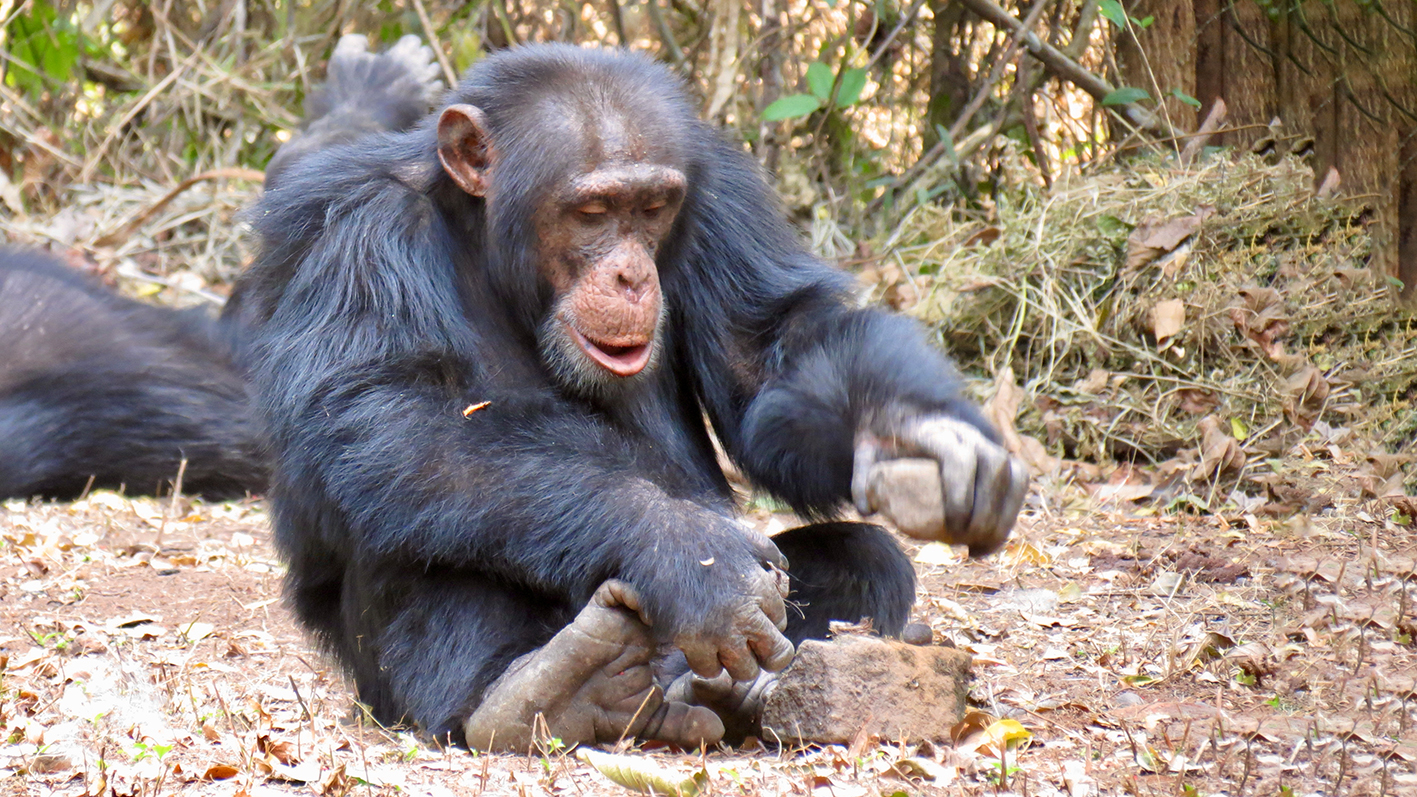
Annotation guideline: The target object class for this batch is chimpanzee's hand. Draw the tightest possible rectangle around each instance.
[853,415,1028,556]
[627,523,793,683]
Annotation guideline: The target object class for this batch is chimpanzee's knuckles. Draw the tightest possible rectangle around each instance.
[864,415,1027,556]
[745,529,787,570]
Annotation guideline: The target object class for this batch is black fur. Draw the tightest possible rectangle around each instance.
[263,34,442,189]
[0,36,440,502]
[0,250,264,499]
[236,44,991,739]
[773,523,916,645]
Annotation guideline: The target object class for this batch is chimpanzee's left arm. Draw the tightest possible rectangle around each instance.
[677,132,1027,555]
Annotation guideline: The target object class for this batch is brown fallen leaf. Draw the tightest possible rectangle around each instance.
[1190,416,1245,480]
[1150,299,1185,345]
[258,734,299,766]
[1177,388,1219,415]
[962,226,1002,247]
[203,764,239,781]
[1125,208,1213,271]
[949,710,995,747]
[1073,368,1110,394]
[322,765,356,797]
[1228,286,1290,360]
[1283,366,1329,429]
[984,367,1059,476]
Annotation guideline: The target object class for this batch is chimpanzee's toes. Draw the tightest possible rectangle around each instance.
[462,580,726,751]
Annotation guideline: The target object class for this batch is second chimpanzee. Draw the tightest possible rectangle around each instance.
[0,249,264,499]
[237,44,1028,750]
[0,35,440,502]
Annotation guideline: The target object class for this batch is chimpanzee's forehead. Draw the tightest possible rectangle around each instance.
[529,88,686,173]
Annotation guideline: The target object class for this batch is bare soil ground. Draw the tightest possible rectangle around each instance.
[0,480,1413,797]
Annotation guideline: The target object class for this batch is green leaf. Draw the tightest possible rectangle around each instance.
[1135,14,1155,28]
[1169,88,1202,108]
[806,62,834,102]
[1099,0,1128,27]
[835,67,867,107]
[762,94,822,121]
[1102,87,1150,106]
[5,0,82,99]
[1096,214,1132,238]
[934,124,956,163]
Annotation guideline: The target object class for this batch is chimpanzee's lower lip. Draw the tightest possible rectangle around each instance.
[565,323,652,377]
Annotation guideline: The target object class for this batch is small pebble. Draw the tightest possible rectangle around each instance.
[1115,690,1145,708]
[901,622,933,646]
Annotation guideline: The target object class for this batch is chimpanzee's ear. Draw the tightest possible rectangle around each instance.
[437,104,495,197]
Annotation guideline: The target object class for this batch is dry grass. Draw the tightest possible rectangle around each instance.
[875,153,1415,466]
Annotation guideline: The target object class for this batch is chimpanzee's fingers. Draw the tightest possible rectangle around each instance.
[938,443,978,538]
[908,417,1026,540]
[677,636,725,680]
[977,457,1029,557]
[746,611,795,673]
[963,439,1013,551]
[748,563,789,631]
[852,439,884,514]
[902,418,978,537]
[718,640,760,683]
[746,530,787,571]
[719,613,790,682]
[593,579,653,626]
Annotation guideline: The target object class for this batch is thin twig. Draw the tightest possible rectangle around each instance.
[607,0,628,46]
[956,0,1181,139]
[864,0,928,72]
[869,0,1050,212]
[645,0,687,68]
[93,167,264,248]
[80,48,203,182]
[411,0,458,86]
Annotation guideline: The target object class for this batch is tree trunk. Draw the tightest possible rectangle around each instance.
[1114,0,1198,134]
[925,0,971,151]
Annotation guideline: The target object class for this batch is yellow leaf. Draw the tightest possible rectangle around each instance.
[1005,540,1050,566]
[978,719,1032,756]
[576,749,706,796]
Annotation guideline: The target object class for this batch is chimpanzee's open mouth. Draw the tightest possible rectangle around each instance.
[565,323,652,377]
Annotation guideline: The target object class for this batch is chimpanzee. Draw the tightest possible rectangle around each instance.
[0,248,265,499]
[236,43,1028,751]
[0,35,439,501]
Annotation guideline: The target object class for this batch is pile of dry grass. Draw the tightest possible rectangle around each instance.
[876,153,1415,466]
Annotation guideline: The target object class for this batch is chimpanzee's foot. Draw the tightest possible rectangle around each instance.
[665,669,778,744]
[462,580,724,752]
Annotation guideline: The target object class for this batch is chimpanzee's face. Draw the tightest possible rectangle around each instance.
[437,100,687,397]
